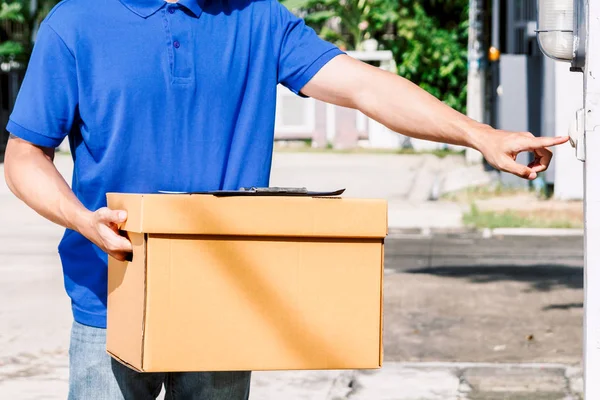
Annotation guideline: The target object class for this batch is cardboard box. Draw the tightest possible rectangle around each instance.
[106,193,387,372]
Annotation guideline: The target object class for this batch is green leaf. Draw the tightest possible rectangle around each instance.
[0,2,24,22]
[280,0,314,10]
[304,9,336,23]
[0,40,24,56]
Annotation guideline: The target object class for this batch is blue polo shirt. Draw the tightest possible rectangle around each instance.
[8,0,343,328]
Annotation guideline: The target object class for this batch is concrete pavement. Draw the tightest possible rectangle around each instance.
[384,235,583,366]
[0,152,584,399]
[0,360,581,400]
[270,152,491,230]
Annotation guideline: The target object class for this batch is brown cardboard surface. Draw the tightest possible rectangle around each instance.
[107,193,387,238]
[106,232,146,371]
[106,194,386,372]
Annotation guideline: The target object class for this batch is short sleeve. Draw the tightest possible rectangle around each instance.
[271,1,344,95]
[7,23,78,148]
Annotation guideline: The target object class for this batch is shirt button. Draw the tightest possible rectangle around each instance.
[168,7,175,14]
[173,41,180,49]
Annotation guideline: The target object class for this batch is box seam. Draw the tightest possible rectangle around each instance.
[379,240,384,367]
[141,233,148,370]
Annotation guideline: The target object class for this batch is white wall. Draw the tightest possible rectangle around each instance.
[553,61,584,200]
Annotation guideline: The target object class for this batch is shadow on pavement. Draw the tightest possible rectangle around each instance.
[542,302,583,311]
[405,264,583,293]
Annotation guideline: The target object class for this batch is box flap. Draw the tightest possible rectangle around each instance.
[106,232,147,371]
[107,193,388,238]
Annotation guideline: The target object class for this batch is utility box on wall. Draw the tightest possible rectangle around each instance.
[497,54,533,188]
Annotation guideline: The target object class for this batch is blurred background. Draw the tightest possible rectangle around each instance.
[0,0,586,399]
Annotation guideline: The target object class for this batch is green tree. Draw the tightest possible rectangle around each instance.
[389,0,469,112]
[0,2,25,58]
[282,0,398,50]
[0,0,60,60]
[281,0,469,113]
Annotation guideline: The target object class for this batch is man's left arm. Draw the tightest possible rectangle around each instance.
[301,55,568,180]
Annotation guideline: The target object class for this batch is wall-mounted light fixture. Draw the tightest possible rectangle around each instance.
[537,0,586,72]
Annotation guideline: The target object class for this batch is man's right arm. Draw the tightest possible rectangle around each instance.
[4,136,132,261]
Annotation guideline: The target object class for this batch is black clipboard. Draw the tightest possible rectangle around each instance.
[158,187,346,197]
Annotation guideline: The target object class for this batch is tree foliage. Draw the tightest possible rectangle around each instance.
[0,2,24,23]
[281,0,469,113]
[0,0,60,60]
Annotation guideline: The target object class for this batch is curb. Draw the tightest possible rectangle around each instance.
[488,228,584,237]
[387,227,584,238]
[385,361,580,370]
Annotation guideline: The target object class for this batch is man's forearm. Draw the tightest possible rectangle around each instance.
[303,56,485,150]
[303,55,569,179]
[4,137,91,231]
[354,67,482,149]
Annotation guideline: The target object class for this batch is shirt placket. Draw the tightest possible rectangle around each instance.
[163,4,193,83]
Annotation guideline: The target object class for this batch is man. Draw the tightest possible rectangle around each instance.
[3,0,567,398]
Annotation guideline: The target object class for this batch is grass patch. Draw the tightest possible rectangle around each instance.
[442,184,534,203]
[463,204,583,229]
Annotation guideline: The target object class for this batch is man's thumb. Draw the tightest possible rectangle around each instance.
[98,208,127,223]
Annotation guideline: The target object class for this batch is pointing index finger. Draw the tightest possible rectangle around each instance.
[520,136,569,151]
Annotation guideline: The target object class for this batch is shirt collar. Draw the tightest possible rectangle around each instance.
[178,0,203,17]
[119,0,203,18]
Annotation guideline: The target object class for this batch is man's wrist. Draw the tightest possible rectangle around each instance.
[68,207,94,234]
[456,118,490,153]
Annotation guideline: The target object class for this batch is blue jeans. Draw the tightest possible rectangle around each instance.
[68,321,251,400]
